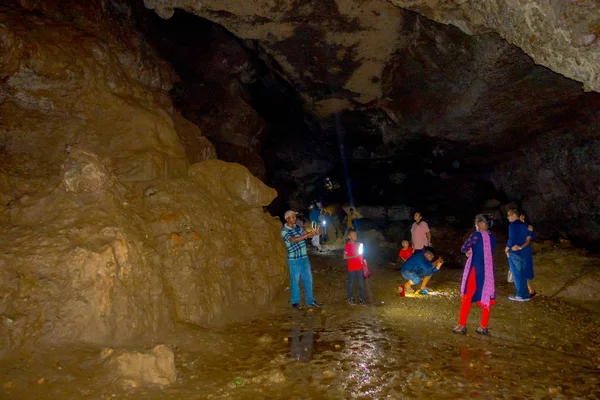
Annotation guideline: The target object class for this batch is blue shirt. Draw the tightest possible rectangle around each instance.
[309,208,321,223]
[401,252,438,277]
[507,221,529,253]
[281,224,308,260]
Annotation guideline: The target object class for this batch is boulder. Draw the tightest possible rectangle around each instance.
[189,160,277,207]
[105,345,177,388]
[62,149,114,193]
[0,2,288,358]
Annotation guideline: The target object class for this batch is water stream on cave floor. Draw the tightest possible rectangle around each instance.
[1,251,599,400]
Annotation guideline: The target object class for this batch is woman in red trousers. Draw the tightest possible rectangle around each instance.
[453,214,496,335]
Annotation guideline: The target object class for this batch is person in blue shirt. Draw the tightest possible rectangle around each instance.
[505,209,532,301]
[520,213,537,297]
[309,204,321,230]
[399,247,444,295]
[281,210,323,310]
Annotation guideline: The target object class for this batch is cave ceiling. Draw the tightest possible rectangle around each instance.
[141,0,600,157]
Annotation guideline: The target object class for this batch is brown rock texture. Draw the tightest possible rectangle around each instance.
[104,345,177,388]
[145,0,600,109]
[0,1,287,358]
[143,0,404,114]
[389,0,600,92]
[0,1,192,181]
[0,152,287,357]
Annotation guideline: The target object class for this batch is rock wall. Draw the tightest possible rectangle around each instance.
[389,0,600,93]
[492,111,600,247]
[0,152,287,358]
[0,1,287,358]
[0,1,191,181]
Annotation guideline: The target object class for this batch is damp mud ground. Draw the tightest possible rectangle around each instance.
[1,250,599,400]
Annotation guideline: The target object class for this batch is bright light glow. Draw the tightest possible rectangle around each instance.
[358,243,363,255]
[322,220,327,226]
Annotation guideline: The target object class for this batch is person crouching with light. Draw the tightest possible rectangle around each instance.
[399,247,443,296]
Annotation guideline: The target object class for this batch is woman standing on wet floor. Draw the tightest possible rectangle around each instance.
[453,214,496,335]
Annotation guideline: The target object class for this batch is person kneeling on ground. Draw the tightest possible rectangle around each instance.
[399,247,443,296]
[344,229,366,306]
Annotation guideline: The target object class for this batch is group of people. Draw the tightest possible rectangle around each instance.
[452,209,536,335]
[280,205,537,336]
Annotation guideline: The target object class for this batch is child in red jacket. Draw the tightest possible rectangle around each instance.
[344,230,366,305]
[398,240,414,262]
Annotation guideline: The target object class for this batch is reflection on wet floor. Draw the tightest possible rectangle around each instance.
[1,256,599,399]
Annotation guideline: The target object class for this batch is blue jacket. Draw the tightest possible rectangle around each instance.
[507,221,529,254]
[309,208,321,223]
[401,252,437,277]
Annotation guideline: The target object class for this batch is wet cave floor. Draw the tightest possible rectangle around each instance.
[1,250,599,400]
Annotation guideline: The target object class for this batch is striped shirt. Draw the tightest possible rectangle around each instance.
[281,224,308,260]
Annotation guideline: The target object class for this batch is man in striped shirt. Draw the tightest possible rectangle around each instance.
[281,210,323,310]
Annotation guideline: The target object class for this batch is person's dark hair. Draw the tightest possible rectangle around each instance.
[414,210,422,217]
[431,255,440,263]
[349,207,354,212]
[423,246,435,255]
[507,208,519,216]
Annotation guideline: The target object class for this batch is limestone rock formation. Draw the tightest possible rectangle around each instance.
[0,152,287,357]
[492,119,600,246]
[0,1,190,181]
[103,345,177,388]
[0,1,288,358]
[143,0,404,114]
[389,0,600,93]
[144,0,600,109]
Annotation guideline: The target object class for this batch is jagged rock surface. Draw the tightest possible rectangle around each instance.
[0,1,287,358]
[143,0,404,115]
[144,0,600,102]
[389,0,600,93]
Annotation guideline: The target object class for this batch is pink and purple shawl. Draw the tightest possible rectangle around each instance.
[460,230,495,307]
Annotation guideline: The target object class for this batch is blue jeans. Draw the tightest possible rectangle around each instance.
[288,257,314,305]
[401,269,425,285]
[509,252,529,298]
[347,270,364,301]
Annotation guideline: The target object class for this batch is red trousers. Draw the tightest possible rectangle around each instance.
[459,268,491,328]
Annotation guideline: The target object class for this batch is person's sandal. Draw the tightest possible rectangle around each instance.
[529,291,537,298]
[475,327,489,335]
[452,325,467,335]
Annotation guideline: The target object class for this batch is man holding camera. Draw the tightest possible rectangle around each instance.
[281,210,323,310]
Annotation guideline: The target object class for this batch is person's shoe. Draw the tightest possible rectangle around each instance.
[452,325,467,335]
[359,299,367,306]
[419,288,429,295]
[398,285,406,297]
[292,303,303,310]
[475,327,489,335]
[508,296,531,302]
[347,298,356,306]
[307,301,323,308]
[529,291,537,298]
